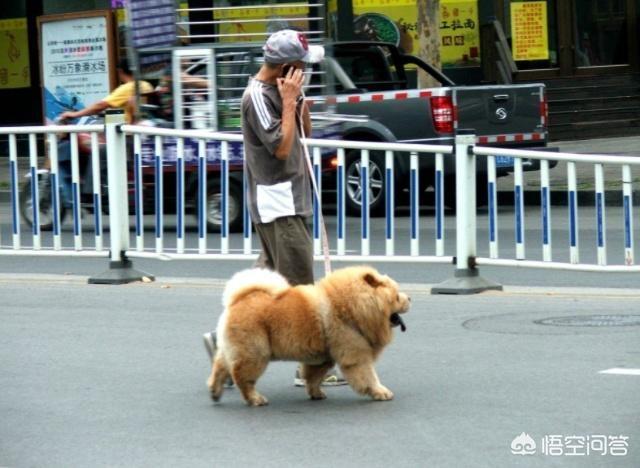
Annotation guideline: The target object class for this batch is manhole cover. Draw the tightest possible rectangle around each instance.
[534,315,640,327]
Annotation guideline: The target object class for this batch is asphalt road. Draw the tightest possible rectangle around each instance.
[1,277,638,467]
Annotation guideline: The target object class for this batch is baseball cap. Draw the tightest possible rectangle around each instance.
[262,29,325,64]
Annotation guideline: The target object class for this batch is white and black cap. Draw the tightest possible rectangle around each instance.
[262,29,325,64]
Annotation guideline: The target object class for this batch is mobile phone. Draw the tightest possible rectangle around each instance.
[281,64,294,77]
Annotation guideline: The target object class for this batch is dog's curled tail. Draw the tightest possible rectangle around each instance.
[222,268,290,308]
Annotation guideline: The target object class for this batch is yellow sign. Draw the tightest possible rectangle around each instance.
[329,0,480,66]
[214,6,309,19]
[117,7,126,23]
[511,1,549,61]
[0,18,31,89]
[352,0,415,6]
[440,1,480,67]
[215,6,310,42]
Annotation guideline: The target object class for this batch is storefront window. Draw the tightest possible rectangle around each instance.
[505,0,634,72]
[574,0,628,66]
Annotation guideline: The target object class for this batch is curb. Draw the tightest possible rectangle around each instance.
[1,273,640,297]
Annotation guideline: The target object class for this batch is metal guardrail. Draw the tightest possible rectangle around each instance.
[121,124,455,265]
[1,116,639,289]
[474,144,640,271]
[0,124,105,254]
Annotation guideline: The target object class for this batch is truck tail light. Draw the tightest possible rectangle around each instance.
[430,96,454,134]
[540,93,549,124]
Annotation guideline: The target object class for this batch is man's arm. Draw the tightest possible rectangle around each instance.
[59,100,109,122]
[181,72,210,89]
[274,68,305,160]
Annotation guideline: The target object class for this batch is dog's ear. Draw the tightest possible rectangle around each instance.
[363,271,383,288]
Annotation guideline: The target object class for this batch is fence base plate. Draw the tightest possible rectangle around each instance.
[431,268,502,295]
[88,258,154,285]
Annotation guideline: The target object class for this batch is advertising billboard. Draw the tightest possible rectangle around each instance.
[38,11,116,124]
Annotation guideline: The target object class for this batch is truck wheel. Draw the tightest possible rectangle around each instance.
[345,150,386,216]
[19,175,66,232]
[205,179,243,233]
[443,173,489,212]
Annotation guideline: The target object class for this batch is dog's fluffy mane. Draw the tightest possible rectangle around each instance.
[222,268,290,308]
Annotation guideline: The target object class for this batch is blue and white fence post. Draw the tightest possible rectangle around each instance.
[432,130,502,294]
[514,157,525,259]
[622,164,634,265]
[410,151,419,256]
[88,110,154,284]
[9,133,20,249]
[594,163,606,265]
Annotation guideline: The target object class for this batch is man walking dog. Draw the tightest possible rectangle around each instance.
[204,30,347,387]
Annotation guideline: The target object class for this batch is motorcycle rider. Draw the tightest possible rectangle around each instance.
[55,58,153,207]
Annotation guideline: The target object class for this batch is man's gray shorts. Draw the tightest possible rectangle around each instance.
[254,215,314,286]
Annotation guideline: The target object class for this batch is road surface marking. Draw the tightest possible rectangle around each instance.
[599,368,640,376]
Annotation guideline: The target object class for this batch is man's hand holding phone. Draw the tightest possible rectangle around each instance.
[277,66,304,106]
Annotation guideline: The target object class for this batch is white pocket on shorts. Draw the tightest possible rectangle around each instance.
[256,181,295,223]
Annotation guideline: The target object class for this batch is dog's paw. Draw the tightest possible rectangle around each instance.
[371,385,394,401]
[308,389,327,400]
[247,394,269,407]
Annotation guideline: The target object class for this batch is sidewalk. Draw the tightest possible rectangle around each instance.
[496,135,640,194]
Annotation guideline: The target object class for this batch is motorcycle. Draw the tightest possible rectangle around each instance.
[19,113,244,233]
[19,116,105,231]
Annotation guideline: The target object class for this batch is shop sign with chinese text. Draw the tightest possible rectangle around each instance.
[0,18,31,89]
[511,1,549,61]
[440,0,480,67]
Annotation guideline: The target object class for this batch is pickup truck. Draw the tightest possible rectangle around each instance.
[305,41,551,214]
[139,39,551,227]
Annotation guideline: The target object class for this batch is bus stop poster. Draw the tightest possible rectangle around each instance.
[510,1,549,61]
[0,18,31,89]
[328,0,480,67]
[38,11,115,124]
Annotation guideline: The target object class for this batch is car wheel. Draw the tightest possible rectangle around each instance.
[345,150,386,216]
[205,179,243,233]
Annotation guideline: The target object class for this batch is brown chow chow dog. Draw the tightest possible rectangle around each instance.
[207,266,410,406]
